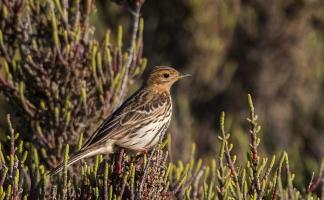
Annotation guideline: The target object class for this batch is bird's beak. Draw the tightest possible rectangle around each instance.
[179,74,191,79]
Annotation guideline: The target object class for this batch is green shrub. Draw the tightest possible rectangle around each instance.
[0,0,323,199]
[0,0,146,166]
[0,95,323,199]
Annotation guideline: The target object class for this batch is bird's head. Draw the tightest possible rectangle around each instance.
[144,66,190,92]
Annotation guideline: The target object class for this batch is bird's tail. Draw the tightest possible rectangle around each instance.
[48,144,114,176]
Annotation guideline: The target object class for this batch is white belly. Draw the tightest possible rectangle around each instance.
[117,111,172,150]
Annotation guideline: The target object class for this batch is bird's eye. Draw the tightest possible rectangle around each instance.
[163,73,170,78]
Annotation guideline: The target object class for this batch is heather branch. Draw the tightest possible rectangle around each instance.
[117,1,143,103]
[219,111,242,199]
[284,153,294,199]
[259,155,276,198]
[62,144,69,199]
[307,159,324,193]
[138,148,156,198]
[0,94,322,198]
[0,0,146,166]
[216,114,231,199]
[307,172,315,193]
[0,31,11,62]
[272,152,287,200]
[0,79,36,118]
[247,94,261,196]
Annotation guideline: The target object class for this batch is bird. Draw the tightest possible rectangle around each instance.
[49,66,190,175]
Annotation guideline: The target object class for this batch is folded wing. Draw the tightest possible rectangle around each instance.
[80,89,169,150]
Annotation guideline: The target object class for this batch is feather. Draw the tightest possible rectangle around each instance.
[48,142,114,176]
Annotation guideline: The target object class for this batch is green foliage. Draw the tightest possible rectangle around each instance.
[0,0,323,199]
[0,95,323,199]
[140,1,324,188]
[0,0,146,166]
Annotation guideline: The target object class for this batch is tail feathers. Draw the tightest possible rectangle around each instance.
[48,142,115,176]
[48,149,90,176]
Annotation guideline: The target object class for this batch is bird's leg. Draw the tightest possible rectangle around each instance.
[116,148,124,175]
[141,149,148,156]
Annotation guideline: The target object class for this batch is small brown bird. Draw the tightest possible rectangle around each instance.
[49,66,190,175]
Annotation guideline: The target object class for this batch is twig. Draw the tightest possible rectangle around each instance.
[308,160,324,193]
[0,82,36,117]
[138,148,156,199]
[307,172,315,193]
[259,156,276,199]
[247,94,261,196]
[285,156,293,200]
[0,40,12,62]
[120,171,128,198]
[217,135,228,200]
[103,162,109,200]
[271,174,278,200]
[192,167,205,198]
[7,114,20,200]
[7,115,14,150]
[220,112,241,199]
[180,166,205,196]
[118,1,143,103]
[0,75,10,87]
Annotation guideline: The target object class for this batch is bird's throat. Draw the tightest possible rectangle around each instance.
[146,83,172,94]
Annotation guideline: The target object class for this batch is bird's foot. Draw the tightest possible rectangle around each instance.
[116,163,122,175]
[116,148,124,175]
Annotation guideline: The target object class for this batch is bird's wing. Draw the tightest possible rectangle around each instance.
[80,89,170,150]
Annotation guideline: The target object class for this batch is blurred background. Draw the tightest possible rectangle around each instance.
[1,0,324,189]
[95,0,324,187]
